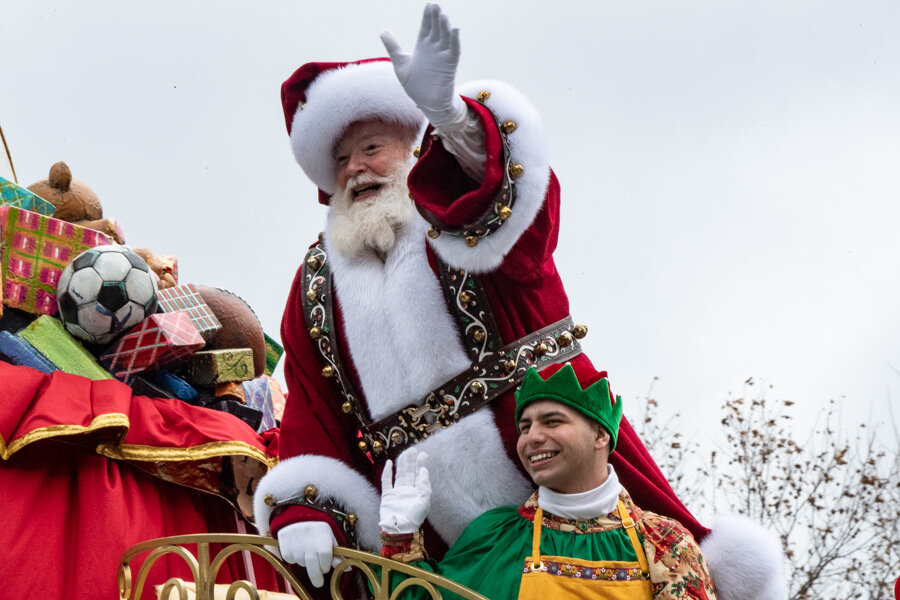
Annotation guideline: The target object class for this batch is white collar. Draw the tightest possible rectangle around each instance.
[537,464,621,521]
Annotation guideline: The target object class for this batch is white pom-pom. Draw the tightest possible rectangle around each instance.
[701,514,787,600]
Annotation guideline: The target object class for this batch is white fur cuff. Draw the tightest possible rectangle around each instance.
[253,455,382,551]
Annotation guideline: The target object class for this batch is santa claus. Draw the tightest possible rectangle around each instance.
[255,5,784,599]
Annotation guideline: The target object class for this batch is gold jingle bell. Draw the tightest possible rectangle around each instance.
[306,255,321,270]
[372,441,384,454]
[304,484,318,500]
[501,120,517,134]
[309,326,322,339]
[508,163,525,179]
[306,289,318,303]
[342,401,353,414]
[572,324,588,339]
[465,235,479,247]
[477,90,491,102]
[497,205,512,221]
[391,431,404,444]
[557,331,574,347]
[427,226,441,239]
[470,380,485,395]
[322,365,335,378]
[358,440,369,452]
[473,329,485,342]
[263,494,275,507]
[534,341,549,357]
[504,359,517,373]
[459,291,472,304]
[347,513,358,527]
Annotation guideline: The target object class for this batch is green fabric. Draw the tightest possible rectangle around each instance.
[514,364,624,450]
[393,506,639,600]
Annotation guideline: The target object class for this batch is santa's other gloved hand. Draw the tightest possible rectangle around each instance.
[380,3,465,128]
[276,521,341,588]
[380,449,431,534]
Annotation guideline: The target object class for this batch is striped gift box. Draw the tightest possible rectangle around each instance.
[156,283,221,339]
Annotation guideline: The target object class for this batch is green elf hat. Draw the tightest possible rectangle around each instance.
[514,364,624,450]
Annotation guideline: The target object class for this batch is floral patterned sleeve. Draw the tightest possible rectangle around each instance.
[638,512,718,600]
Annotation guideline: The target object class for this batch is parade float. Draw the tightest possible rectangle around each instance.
[0,132,472,600]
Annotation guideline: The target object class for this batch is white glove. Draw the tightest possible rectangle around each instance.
[380,3,466,127]
[379,449,431,535]
[276,521,341,588]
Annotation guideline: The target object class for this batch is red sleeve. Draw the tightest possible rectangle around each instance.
[408,97,506,228]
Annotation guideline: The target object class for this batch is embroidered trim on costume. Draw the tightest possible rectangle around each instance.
[0,412,130,460]
[380,530,426,562]
[96,440,274,468]
[523,559,648,582]
[416,108,518,242]
[519,490,645,535]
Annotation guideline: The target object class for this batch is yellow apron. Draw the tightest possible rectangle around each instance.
[518,501,653,600]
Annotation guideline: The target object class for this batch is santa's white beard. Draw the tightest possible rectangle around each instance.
[328,164,416,259]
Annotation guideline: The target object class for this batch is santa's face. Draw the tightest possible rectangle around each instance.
[333,120,414,196]
[328,120,417,259]
[516,400,611,494]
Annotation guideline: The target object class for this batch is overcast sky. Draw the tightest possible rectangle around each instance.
[2,0,898,444]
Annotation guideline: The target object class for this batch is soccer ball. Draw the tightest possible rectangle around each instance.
[56,245,159,345]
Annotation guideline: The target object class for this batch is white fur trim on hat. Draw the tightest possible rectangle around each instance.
[253,454,382,551]
[289,61,425,195]
[427,79,551,274]
[701,514,787,600]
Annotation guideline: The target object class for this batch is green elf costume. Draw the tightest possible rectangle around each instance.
[378,364,718,599]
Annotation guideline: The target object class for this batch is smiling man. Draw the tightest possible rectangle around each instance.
[378,364,718,599]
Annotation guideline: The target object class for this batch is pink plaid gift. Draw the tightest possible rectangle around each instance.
[0,206,111,316]
[100,312,205,379]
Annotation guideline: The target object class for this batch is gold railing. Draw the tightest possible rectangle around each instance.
[118,534,488,600]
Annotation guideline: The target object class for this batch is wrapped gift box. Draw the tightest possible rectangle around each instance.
[0,206,112,316]
[263,333,283,376]
[17,315,112,380]
[156,283,221,339]
[154,368,200,403]
[100,312,205,379]
[241,377,277,432]
[185,348,254,385]
[0,176,56,216]
[0,329,58,374]
[263,375,286,423]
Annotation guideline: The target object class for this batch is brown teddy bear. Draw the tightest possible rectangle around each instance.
[132,247,178,290]
[28,161,125,243]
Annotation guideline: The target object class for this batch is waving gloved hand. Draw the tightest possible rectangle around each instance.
[277,521,340,588]
[379,449,432,535]
[380,3,466,127]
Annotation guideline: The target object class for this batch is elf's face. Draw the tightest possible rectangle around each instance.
[333,120,413,197]
[516,400,611,494]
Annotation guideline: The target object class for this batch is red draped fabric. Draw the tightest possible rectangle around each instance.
[0,363,284,599]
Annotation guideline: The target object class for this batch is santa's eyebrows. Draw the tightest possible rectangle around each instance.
[334,132,385,158]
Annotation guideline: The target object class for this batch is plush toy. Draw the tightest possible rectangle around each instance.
[28,161,125,243]
[133,247,178,290]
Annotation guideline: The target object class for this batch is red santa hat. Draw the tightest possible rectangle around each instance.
[281,58,426,205]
